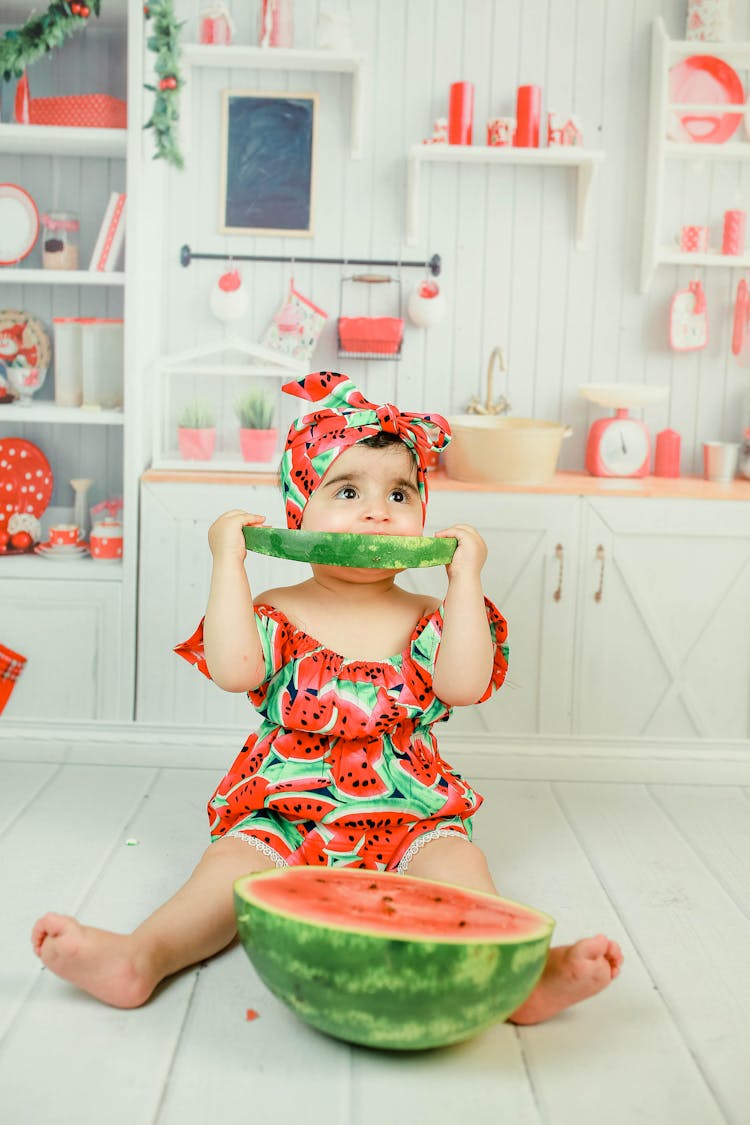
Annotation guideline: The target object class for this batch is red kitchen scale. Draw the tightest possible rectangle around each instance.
[580,384,669,478]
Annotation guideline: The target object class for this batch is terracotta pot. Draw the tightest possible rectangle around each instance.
[239,428,278,462]
[178,427,216,461]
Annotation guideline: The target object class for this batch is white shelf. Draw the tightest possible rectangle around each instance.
[656,248,750,269]
[406,143,605,249]
[154,452,281,473]
[0,555,122,580]
[182,44,365,158]
[0,403,125,425]
[665,142,750,161]
[0,268,126,286]
[0,123,127,158]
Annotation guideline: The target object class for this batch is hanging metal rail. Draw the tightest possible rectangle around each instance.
[179,244,442,276]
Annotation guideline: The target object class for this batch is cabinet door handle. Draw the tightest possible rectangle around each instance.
[553,542,564,601]
[594,544,605,602]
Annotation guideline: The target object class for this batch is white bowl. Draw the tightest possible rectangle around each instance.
[579,383,669,409]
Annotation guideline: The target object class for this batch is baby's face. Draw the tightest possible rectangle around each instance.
[300,442,423,537]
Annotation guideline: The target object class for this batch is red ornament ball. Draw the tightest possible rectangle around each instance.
[159,76,178,91]
[70,2,81,13]
[10,531,32,551]
[80,4,90,15]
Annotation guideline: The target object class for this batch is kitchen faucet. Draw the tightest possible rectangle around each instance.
[466,347,511,415]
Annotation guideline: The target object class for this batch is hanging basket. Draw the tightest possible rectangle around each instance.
[337,274,404,360]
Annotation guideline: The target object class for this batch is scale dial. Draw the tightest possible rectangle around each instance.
[585,411,651,478]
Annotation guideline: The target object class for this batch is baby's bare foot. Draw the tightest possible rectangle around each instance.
[31,912,155,1009]
[509,935,623,1025]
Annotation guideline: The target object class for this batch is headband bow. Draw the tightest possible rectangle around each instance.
[280,371,451,529]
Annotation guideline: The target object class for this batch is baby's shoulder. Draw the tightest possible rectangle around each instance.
[253,585,297,615]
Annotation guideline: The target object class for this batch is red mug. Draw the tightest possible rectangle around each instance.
[49,524,80,547]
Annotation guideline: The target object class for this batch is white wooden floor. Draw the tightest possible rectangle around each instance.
[1,742,749,1125]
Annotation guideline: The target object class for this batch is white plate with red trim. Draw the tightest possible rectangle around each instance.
[0,184,40,265]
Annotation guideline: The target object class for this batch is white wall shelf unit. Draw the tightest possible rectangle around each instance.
[405,143,605,249]
[640,18,750,292]
[182,44,366,158]
[0,269,125,287]
[0,123,127,159]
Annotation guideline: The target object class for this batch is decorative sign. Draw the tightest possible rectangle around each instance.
[220,91,318,237]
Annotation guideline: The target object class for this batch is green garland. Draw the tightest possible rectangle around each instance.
[143,0,185,170]
[0,0,185,171]
[0,1,101,81]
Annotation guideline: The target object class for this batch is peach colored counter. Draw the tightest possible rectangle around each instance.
[141,468,750,501]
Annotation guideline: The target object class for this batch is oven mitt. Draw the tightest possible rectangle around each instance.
[669,280,708,351]
[261,279,327,364]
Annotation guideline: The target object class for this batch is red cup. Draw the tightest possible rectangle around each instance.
[448,81,474,145]
[514,85,541,147]
[722,210,746,256]
[49,524,80,547]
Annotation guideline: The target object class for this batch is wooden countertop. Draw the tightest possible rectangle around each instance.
[141,468,750,501]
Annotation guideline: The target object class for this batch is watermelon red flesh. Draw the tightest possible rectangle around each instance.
[233,867,554,1051]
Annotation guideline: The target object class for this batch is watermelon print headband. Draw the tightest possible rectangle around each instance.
[280,371,452,529]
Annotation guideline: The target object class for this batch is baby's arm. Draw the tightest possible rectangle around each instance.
[431,524,494,706]
[203,510,268,692]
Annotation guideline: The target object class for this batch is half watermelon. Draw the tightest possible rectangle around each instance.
[234,867,554,1050]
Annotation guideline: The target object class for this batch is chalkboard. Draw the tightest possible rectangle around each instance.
[220,91,318,237]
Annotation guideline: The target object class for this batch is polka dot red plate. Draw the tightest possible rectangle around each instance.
[0,438,54,534]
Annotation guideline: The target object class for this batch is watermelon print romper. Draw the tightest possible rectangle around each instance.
[175,598,508,872]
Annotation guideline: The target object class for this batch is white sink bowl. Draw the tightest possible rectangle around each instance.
[443,415,572,485]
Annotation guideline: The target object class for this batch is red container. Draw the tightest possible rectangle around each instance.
[337,317,404,355]
[722,209,746,256]
[28,94,127,129]
[514,85,541,147]
[448,81,474,145]
[654,428,681,478]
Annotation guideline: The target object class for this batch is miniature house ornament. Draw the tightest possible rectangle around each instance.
[209,268,250,323]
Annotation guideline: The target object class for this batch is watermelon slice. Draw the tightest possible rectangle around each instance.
[243,526,456,569]
[234,867,554,1050]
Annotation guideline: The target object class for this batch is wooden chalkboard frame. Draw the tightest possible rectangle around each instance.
[220,90,318,238]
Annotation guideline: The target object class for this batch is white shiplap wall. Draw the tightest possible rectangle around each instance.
[162,0,750,473]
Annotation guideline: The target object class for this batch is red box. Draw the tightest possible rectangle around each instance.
[28,94,127,129]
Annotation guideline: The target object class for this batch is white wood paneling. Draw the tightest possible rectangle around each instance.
[162,0,750,475]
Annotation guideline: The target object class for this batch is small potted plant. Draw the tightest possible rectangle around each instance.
[177,399,217,461]
[235,388,278,462]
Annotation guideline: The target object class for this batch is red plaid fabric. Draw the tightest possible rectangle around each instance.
[0,643,27,715]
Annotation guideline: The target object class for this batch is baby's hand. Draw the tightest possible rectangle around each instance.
[434,523,488,579]
[208,510,266,562]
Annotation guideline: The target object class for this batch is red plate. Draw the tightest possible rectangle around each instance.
[668,56,745,144]
[0,438,54,534]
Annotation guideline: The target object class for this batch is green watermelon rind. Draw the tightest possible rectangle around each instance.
[243,526,457,569]
[233,869,554,1051]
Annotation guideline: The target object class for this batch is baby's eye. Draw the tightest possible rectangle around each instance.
[335,485,359,500]
[389,489,409,503]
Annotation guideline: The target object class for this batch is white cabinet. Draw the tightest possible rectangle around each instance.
[414,491,579,736]
[640,18,750,291]
[574,497,750,738]
[136,478,750,739]
[0,573,122,719]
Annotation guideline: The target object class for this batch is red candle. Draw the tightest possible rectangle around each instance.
[449,82,474,145]
[654,429,681,478]
[514,85,541,147]
[722,210,746,256]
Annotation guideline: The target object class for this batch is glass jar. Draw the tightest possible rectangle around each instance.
[42,211,80,270]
